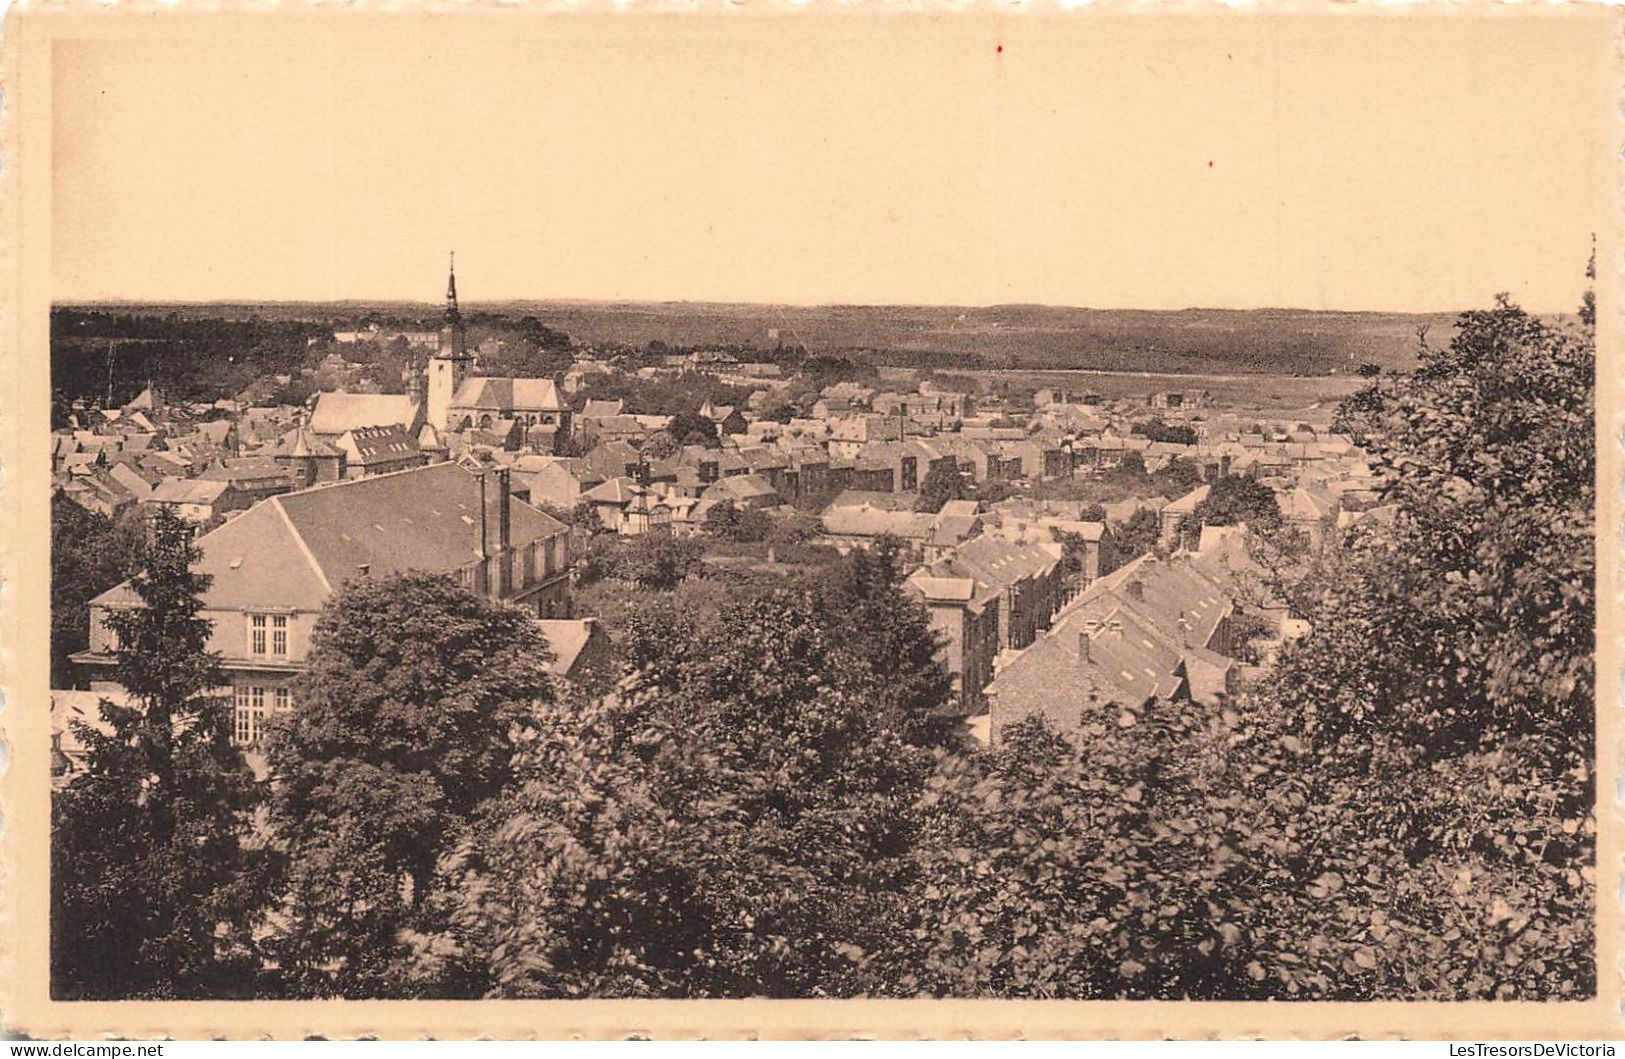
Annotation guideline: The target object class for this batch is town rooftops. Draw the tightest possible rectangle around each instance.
[270,425,342,460]
[702,473,779,503]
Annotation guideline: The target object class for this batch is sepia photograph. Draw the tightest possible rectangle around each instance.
[2,4,1620,1041]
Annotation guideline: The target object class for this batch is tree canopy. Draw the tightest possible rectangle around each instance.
[263,572,555,996]
[52,509,269,999]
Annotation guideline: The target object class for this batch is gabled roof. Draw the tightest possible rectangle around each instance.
[583,476,645,505]
[702,473,779,502]
[271,462,566,589]
[452,376,566,413]
[579,399,625,418]
[196,457,294,487]
[310,392,421,436]
[337,423,422,465]
[821,505,935,541]
[941,537,1059,591]
[1162,484,1211,516]
[271,426,341,460]
[535,619,601,677]
[150,478,231,505]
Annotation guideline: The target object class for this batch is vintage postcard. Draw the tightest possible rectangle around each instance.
[1,2,1620,1041]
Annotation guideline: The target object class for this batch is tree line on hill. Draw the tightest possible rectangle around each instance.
[52,289,1594,1001]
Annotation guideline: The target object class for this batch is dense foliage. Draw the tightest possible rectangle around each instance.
[52,510,269,999]
[1193,474,1282,531]
[260,573,556,997]
[1131,418,1199,446]
[914,461,968,512]
[50,493,144,687]
[52,308,325,408]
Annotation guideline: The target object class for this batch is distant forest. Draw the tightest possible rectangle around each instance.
[51,309,328,409]
[52,301,1469,414]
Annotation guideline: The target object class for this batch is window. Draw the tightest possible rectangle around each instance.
[249,614,267,655]
[271,615,288,656]
[233,686,267,745]
[274,687,292,712]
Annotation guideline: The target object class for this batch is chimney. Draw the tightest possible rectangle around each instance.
[1077,629,1092,663]
[496,468,512,551]
[476,470,489,560]
[1126,579,1144,601]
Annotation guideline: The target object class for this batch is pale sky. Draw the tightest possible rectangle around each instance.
[51,13,1614,312]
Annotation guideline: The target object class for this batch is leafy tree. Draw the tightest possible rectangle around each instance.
[1151,456,1203,496]
[641,431,681,460]
[914,461,966,513]
[905,710,1248,998]
[50,492,143,687]
[1113,506,1161,560]
[263,573,554,997]
[52,508,268,999]
[704,499,771,543]
[579,531,703,591]
[1234,293,1597,998]
[667,411,718,446]
[1193,474,1282,531]
[1131,418,1198,445]
[1113,451,1148,480]
[805,539,959,750]
[435,587,938,997]
[766,511,823,546]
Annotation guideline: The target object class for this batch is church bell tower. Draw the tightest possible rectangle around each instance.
[426,252,473,433]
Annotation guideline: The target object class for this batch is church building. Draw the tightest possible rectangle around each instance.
[425,258,573,453]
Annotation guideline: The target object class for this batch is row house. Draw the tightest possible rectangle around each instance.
[581,476,680,535]
[985,552,1241,744]
[827,415,904,460]
[904,571,1002,715]
[982,512,1118,585]
[74,462,573,745]
[699,472,782,511]
[925,537,1067,655]
[514,456,604,511]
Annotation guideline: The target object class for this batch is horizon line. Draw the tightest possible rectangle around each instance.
[49,296,1507,318]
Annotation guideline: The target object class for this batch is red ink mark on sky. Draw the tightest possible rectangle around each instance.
[996,43,1004,54]
[1208,160,1214,168]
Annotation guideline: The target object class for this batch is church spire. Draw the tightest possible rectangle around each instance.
[444,250,461,325]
